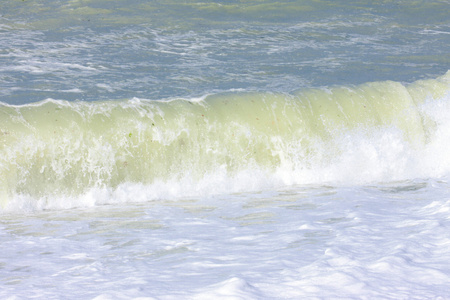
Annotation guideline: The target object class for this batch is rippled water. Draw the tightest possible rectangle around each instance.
[1,0,449,104]
[1,0,450,299]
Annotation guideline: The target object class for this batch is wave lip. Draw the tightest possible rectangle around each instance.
[1,71,449,211]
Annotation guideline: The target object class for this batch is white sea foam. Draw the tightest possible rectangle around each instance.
[1,1,450,298]
[9,60,98,75]
[2,178,450,299]
[2,87,450,213]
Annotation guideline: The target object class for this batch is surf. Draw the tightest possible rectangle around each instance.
[1,71,449,211]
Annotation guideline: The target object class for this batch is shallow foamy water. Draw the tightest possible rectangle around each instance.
[2,180,450,299]
[2,0,450,298]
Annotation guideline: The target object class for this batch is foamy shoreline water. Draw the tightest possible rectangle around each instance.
[2,179,450,299]
[1,0,450,298]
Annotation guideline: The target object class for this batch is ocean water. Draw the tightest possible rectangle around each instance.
[1,0,450,299]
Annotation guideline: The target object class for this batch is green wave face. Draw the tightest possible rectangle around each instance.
[1,72,449,205]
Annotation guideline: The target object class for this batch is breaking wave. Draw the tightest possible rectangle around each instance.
[1,71,449,211]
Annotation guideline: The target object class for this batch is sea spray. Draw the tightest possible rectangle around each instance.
[1,72,449,210]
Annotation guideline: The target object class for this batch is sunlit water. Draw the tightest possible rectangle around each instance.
[1,0,450,299]
[2,180,450,299]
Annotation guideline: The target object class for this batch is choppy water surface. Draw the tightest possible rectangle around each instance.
[1,0,450,299]
[1,0,449,103]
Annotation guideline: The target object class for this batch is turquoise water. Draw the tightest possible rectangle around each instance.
[1,0,450,298]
